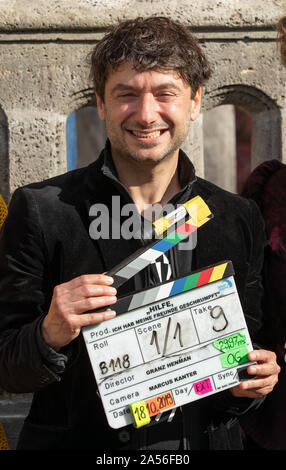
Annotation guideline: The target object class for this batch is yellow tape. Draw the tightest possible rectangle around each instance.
[0,194,8,230]
[153,196,211,236]
[152,217,169,235]
[129,401,151,428]
[184,195,212,225]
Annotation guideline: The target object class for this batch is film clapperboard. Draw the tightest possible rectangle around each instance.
[82,196,255,429]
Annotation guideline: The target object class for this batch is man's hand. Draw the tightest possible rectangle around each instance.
[42,274,117,351]
[230,349,280,398]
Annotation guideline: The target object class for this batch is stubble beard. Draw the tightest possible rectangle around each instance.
[106,119,191,166]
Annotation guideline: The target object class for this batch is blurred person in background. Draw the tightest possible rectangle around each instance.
[239,16,286,450]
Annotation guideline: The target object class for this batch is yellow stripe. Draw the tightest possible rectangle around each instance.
[184,196,212,225]
[153,218,169,236]
[185,216,210,228]
[209,262,228,283]
[196,217,210,228]
[153,196,212,236]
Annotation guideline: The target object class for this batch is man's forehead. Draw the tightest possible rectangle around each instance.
[105,61,190,91]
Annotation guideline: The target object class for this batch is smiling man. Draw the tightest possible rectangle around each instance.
[0,17,280,451]
[95,63,200,213]
[97,64,197,162]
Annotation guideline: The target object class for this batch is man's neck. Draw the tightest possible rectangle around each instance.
[111,151,181,214]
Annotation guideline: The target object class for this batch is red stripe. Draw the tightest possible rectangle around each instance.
[195,267,214,287]
[175,223,197,235]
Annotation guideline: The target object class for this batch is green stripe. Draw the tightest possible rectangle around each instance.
[182,272,201,291]
[163,231,187,245]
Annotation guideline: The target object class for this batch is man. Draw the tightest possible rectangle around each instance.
[0,17,279,450]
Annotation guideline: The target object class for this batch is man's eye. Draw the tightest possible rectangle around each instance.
[118,93,136,97]
[157,94,175,100]
[158,92,176,97]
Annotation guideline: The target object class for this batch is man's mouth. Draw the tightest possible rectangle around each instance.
[127,129,167,139]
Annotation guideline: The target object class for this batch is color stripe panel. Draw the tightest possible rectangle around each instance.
[175,223,196,236]
[169,277,188,296]
[182,272,201,291]
[116,264,139,279]
[128,282,174,311]
[164,231,187,245]
[142,286,162,306]
[126,262,231,312]
[127,257,151,272]
[140,248,163,262]
[152,239,175,253]
[195,268,214,287]
[128,291,146,310]
[184,222,200,233]
[208,263,228,283]
[154,281,174,302]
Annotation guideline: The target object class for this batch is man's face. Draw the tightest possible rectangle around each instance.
[96,62,201,165]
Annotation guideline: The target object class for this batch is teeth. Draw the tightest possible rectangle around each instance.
[131,130,161,138]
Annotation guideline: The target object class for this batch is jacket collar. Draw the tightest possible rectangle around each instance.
[86,139,197,201]
[83,140,215,276]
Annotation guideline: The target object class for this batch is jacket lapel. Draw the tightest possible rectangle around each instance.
[190,178,225,271]
[82,156,142,274]
[82,149,223,278]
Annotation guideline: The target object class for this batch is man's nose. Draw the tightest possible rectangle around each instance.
[136,93,158,125]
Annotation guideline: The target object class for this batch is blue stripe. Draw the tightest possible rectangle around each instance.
[152,240,175,253]
[170,277,187,296]
[66,112,78,171]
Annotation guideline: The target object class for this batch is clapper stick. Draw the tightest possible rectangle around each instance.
[107,195,213,289]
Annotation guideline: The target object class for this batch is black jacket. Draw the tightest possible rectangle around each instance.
[0,143,265,450]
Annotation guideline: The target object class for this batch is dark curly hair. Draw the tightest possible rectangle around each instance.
[277,16,286,66]
[90,16,211,101]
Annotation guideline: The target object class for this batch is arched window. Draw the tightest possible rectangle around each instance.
[66,106,107,171]
[235,107,252,194]
[203,85,281,194]
[203,105,252,193]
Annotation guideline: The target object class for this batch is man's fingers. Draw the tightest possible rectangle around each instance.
[78,310,116,327]
[247,349,281,379]
[247,362,281,378]
[54,274,114,296]
[64,310,116,334]
[240,375,278,392]
[231,377,277,398]
[238,382,276,398]
[49,309,116,342]
[59,295,117,315]
[51,274,117,307]
[248,349,277,364]
[230,348,280,399]
[68,284,117,302]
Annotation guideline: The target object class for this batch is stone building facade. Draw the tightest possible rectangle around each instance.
[0,0,285,449]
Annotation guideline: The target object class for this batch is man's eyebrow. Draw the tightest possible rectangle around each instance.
[155,82,184,92]
[110,81,184,95]
[111,84,137,95]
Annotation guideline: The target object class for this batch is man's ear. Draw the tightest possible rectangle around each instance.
[190,87,202,122]
[95,93,106,121]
